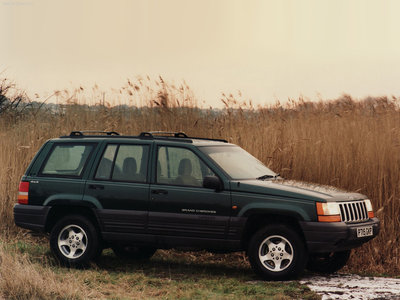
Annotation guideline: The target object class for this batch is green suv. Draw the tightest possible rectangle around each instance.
[14,131,380,280]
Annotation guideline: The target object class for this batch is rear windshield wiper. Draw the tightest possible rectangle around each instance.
[257,174,280,180]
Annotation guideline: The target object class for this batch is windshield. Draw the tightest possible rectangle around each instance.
[200,145,276,180]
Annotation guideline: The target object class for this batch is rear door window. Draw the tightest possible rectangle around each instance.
[40,143,95,177]
[95,144,149,183]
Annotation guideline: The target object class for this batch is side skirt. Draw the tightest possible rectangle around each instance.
[102,232,243,251]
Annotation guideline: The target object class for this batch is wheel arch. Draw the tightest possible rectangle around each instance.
[45,205,101,233]
[241,212,307,250]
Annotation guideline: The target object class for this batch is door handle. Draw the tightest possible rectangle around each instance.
[88,184,105,190]
[151,189,168,195]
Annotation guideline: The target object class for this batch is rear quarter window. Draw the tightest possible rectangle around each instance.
[40,143,95,177]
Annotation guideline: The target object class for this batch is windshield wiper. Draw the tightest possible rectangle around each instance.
[257,174,280,180]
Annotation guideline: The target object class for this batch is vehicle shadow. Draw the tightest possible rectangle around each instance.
[94,249,256,280]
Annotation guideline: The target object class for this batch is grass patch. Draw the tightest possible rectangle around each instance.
[0,238,320,299]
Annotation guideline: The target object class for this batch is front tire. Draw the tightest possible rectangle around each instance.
[248,224,307,280]
[50,215,100,267]
[307,250,351,274]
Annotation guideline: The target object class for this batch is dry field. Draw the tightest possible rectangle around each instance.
[0,77,399,298]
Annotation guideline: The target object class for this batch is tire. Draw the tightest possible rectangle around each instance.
[112,245,157,260]
[307,250,351,274]
[50,215,100,267]
[247,224,307,280]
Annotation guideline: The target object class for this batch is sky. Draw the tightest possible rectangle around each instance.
[2,0,400,107]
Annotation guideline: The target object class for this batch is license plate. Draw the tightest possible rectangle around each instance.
[357,226,373,238]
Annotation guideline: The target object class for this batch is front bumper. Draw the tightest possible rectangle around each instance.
[14,204,50,232]
[300,217,380,253]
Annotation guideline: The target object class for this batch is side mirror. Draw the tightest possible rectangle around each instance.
[203,176,222,191]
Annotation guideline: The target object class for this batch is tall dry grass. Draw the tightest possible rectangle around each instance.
[0,244,89,299]
[1,77,399,275]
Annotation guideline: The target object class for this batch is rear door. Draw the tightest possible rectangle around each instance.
[148,144,231,244]
[84,141,151,237]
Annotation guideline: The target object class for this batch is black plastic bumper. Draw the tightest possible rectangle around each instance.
[14,204,50,232]
[299,217,380,253]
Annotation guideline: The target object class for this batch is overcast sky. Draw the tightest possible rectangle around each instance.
[2,0,400,106]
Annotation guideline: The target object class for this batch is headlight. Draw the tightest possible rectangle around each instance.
[364,199,374,218]
[316,202,341,222]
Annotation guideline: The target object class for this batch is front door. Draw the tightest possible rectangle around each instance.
[148,145,231,245]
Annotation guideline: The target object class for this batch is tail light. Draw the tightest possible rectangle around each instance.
[18,181,29,204]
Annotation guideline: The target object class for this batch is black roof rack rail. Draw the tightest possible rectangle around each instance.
[139,131,188,138]
[68,131,120,137]
[60,130,227,143]
[139,131,228,143]
[187,136,228,143]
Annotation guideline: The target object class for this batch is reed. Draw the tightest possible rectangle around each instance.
[1,77,399,274]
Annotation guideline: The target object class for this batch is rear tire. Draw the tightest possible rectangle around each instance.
[50,215,100,267]
[307,250,351,274]
[112,245,157,260]
[247,224,307,280]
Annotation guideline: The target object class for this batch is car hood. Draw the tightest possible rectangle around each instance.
[230,179,367,202]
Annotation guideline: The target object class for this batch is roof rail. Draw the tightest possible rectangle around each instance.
[139,131,188,138]
[187,136,228,143]
[61,130,227,143]
[139,131,228,143]
[69,131,120,136]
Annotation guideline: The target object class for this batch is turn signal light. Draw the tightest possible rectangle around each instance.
[18,181,29,204]
[365,199,374,218]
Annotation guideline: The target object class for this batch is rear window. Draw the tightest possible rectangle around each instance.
[40,143,95,177]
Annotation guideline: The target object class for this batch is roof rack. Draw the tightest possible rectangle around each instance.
[69,131,120,136]
[139,131,188,138]
[61,130,227,143]
[187,136,228,143]
[139,131,228,143]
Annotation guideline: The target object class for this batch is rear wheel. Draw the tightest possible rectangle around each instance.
[307,250,351,274]
[50,215,100,267]
[247,224,307,280]
[112,245,157,260]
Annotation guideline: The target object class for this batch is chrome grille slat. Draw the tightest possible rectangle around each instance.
[339,201,369,223]
[356,202,361,219]
[354,203,359,220]
[345,205,350,220]
[363,203,368,219]
[358,202,365,219]
[343,205,348,220]
[349,203,353,220]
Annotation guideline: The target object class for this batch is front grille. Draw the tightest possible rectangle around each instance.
[339,201,369,223]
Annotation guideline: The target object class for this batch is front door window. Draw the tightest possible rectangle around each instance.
[156,146,214,187]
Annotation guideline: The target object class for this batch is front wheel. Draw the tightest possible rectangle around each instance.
[50,215,100,267]
[247,224,307,280]
[307,250,351,274]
